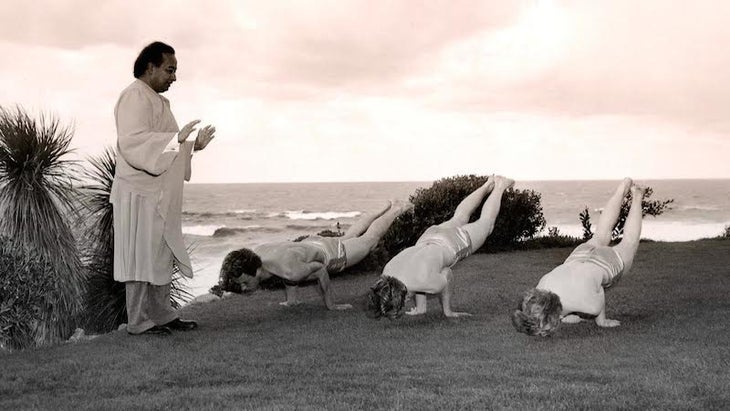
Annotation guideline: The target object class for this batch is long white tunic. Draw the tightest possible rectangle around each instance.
[110,79,194,285]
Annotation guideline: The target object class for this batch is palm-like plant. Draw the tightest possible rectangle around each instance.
[78,148,125,332]
[79,147,193,333]
[0,106,85,346]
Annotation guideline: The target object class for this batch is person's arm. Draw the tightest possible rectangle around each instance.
[312,264,352,310]
[439,268,471,318]
[115,89,179,175]
[592,288,620,327]
[406,294,427,315]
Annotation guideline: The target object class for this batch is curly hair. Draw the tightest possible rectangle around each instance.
[511,288,563,337]
[366,276,408,320]
[210,248,262,296]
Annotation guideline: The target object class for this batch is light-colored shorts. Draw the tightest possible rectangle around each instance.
[565,243,625,288]
[303,236,348,273]
[416,225,473,267]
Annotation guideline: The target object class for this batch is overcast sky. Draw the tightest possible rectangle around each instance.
[1,0,728,183]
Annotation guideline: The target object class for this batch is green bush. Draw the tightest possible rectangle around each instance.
[366,175,546,268]
[0,236,57,350]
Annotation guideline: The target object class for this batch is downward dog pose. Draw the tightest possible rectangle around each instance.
[367,175,514,319]
[512,178,646,336]
[214,201,409,310]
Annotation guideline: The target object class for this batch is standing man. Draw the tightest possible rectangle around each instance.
[111,41,215,335]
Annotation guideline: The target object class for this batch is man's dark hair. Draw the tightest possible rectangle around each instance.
[210,248,262,296]
[133,41,175,78]
[366,276,408,320]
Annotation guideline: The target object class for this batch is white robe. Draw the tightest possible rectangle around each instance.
[110,79,194,285]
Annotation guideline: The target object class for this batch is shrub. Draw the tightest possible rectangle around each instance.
[79,147,193,333]
[0,237,57,350]
[0,106,85,345]
[580,186,674,242]
[368,175,546,268]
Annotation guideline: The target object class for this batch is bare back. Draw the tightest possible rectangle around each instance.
[382,243,450,294]
[254,242,326,282]
[537,262,606,316]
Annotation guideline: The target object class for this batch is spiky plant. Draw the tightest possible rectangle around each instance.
[77,147,125,332]
[79,146,193,333]
[0,106,85,346]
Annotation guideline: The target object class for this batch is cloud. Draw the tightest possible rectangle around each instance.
[417,1,730,132]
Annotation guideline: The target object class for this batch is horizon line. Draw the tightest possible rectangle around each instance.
[186,177,730,185]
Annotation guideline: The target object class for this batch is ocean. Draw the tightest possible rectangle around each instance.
[180,179,730,296]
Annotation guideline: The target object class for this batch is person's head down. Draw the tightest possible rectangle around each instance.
[210,248,262,296]
[366,276,409,320]
[511,288,563,337]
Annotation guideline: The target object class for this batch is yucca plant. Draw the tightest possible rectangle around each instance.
[79,146,193,333]
[0,106,85,347]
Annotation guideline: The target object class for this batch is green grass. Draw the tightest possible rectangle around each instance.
[2,240,729,410]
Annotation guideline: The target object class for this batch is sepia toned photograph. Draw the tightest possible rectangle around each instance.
[1,1,728,409]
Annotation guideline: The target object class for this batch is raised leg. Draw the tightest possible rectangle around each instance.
[341,201,409,267]
[341,201,392,240]
[462,175,514,251]
[613,185,645,273]
[441,175,496,228]
[588,178,632,246]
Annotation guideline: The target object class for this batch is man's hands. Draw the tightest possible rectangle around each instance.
[194,125,216,151]
[178,120,216,152]
[178,120,201,143]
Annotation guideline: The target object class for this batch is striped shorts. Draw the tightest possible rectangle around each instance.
[565,243,625,288]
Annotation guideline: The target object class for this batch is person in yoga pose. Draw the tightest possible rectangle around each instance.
[511,178,646,336]
[367,175,514,320]
[214,201,409,310]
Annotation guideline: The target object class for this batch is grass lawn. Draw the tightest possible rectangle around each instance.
[1,240,729,410]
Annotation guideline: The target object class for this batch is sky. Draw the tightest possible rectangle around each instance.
[1,0,729,183]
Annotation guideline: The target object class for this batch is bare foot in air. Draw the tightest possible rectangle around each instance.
[631,184,646,199]
[495,175,515,190]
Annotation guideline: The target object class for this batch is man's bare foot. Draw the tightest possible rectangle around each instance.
[596,318,621,327]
